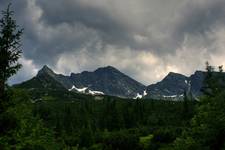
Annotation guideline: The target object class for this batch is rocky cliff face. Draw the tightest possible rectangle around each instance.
[146,72,189,99]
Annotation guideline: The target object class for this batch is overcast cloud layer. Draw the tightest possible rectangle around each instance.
[2,0,225,85]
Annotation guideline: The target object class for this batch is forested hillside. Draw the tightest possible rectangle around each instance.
[1,88,196,149]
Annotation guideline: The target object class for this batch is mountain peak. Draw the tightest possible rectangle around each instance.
[167,72,182,76]
[42,65,51,70]
[105,65,117,69]
[162,72,187,81]
[95,65,119,72]
[68,65,145,97]
[37,65,55,77]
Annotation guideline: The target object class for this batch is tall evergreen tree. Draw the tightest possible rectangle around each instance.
[182,91,189,119]
[173,63,225,150]
[0,4,23,100]
[218,65,223,73]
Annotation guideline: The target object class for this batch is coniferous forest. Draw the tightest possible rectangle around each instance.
[1,4,225,150]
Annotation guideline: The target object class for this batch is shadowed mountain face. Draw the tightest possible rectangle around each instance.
[146,72,189,99]
[69,66,146,97]
[145,71,225,99]
[15,65,146,98]
[189,71,206,96]
[15,65,67,90]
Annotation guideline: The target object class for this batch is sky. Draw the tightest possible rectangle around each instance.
[1,0,225,85]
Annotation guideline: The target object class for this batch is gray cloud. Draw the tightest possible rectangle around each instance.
[1,0,225,84]
[175,0,225,34]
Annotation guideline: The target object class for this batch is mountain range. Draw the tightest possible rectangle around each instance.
[14,65,221,99]
[15,65,145,98]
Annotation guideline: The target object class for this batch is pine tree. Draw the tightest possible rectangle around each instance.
[173,63,225,149]
[182,91,189,119]
[0,4,23,100]
[218,65,223,73]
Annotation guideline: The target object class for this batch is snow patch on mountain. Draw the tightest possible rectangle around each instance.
[143,90,147,96]
[69,85,104,95]
[88,90,104,95]
[162,94,184,100]
[134,93,143,99]
[163,95,178,98]
[68,85,88,93]
[134,90,148,99]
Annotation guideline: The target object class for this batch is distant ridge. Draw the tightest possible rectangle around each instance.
[15,65,225,100]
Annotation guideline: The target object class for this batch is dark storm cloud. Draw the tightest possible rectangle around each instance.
[37,0,129,37]
[174,0,225,42]
[35,0,137,53]
[2,0,225,84]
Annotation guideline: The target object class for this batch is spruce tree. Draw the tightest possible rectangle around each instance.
[0,4,23,101]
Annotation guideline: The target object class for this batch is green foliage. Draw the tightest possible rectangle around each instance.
[7,62,224,150]
[100,129,141,150]
[0,89,59,150]
[139,134,154,149]
[27,88,195,149]
[0,4,23,99]
[173,91,225,150]
[173,64,225,150]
